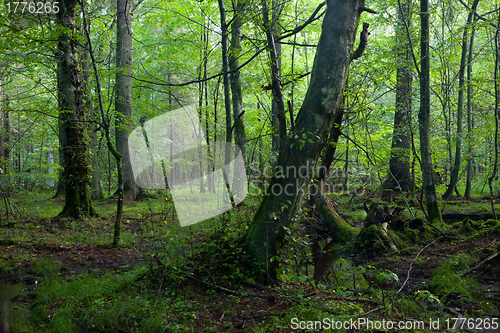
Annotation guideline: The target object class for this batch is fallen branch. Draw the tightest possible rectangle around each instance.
[461,251,499,276]
[187,275,270,298]
[397,236,443,294]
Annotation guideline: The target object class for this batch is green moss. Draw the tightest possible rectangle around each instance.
[430,253,480,302]
[484,219,500,228]
[402,229,418,243]
[351,224,401,254]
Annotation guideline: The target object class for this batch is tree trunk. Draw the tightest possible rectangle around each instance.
[465,16,478,199]
[0,64,3,173]
[53,116,66,198]
[385,0,412,192]
[443,0,480,200]
[488,12,500,219]
[266,0,287,157]
[115,0,140,200]
[242,0,365,283]
[230,0,247,196]
[218,0,235,205]
[82,22,102,199]
[418,0,442,224]
[57,0,95,218]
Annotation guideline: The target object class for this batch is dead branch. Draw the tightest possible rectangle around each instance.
[462,251,499,277]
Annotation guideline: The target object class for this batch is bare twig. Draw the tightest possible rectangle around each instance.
[396,236,443,294]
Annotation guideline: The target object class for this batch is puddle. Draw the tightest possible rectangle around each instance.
[0,276,38,333]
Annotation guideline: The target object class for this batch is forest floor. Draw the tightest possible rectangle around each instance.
[0,189,499,332]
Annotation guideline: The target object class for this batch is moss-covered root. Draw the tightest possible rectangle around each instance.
[314,192,359,244]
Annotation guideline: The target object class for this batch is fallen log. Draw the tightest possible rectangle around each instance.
[442,213,495,221]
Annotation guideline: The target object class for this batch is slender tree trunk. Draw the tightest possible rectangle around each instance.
[82,22,103,199]
[488,12,500,219]
[79,0,123,246]
[57,0,95,218]
[386,0,412,192]
[230,1,247,161]
[242,0,365,283]
[465,16,477,199]
[443,0,480,200]
[230,0,247,196]
[419,0,442,224]
[218,0,235,205]
[115,0,140,200]
[265,0,287,157]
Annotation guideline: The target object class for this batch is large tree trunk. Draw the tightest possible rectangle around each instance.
[385,0,412,192]
[115,0,140,200]
[242,0,365,283]
[443,0,480,200]
[418,0,442,224]
[57,0,95,218]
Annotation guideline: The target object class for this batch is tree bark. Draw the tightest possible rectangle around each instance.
[0,63,3,173]
[465,16,478,199]
[488,11,500,219]
[443,0,480,200]
[242,0,365,283]
[115,0,140,200]
[82,22,103,199]
[57,0,95,218]
[385,0,413,192]
[218,0,235,205]
[418,0,442,224]
[230,0,247,196]
[265,0,287,157]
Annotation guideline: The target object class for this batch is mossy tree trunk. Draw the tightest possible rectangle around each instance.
[57,0,95,218]
[385,0,413,192]
[242,0,366,283]
[419,0,442,224]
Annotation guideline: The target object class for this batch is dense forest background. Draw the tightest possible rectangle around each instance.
[1,0,500,331]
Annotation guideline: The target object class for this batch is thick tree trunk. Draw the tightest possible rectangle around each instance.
[115,0,140,200]
[57,0,95,218]
[385,0,412,191]
[242,0,365,283]
[418,0,442,224]
[443,0,480,200]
